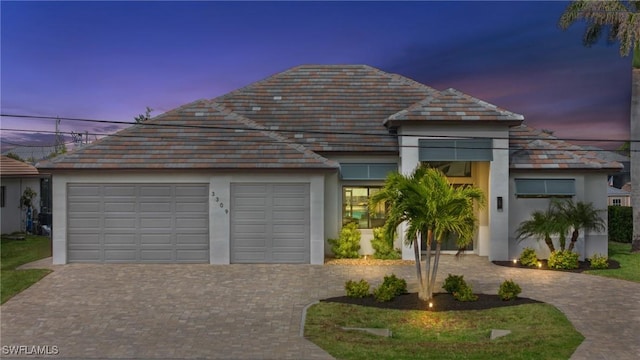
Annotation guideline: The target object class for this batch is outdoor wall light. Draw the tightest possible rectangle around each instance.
[497,196,503,211]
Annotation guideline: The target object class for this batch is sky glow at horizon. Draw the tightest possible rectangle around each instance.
[0,1,633,151]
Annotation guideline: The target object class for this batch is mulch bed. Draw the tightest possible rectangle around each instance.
[492,259,620,272]
[321,292,541,312]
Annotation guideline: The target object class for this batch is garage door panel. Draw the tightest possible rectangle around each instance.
[68,233,100,244]
[104,250,137,262]
[140,218,172,229]
[176,250,209,262]
[104,218,136,229]
[104,234,136,245]
[272,210,306,221]
[68,218,100,228]
[103,186,136,197]
[139,202,172,212]
[67,183,209,263]
[175,185,208,197]
[175,202,208,212]
[104,202,136,212]
[68,185,101,197]
[176,234,209,244]
[231,183,309,264]
[140,234,172,245]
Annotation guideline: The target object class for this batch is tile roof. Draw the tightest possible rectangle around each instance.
[608,186,630,196]
[385,88,523,125]
[509,125,623,171]
[38,100,338,170]
[214,64,438,153]
[37,64,620,171]
[1,156,40,176]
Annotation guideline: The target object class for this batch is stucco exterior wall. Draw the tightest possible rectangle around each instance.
[397,124,511,261]
[50,171,326,265]
[0,177,42,234]
[508,171,609,260]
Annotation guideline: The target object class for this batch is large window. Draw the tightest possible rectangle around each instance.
[514,179,575,198]
[343,187,386,229]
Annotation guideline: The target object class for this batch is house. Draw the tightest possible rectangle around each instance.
[0,156,51,235]
[583,146,630,188]
[2,145,60,164]
[608,185,631,207]
[37,65,621,264]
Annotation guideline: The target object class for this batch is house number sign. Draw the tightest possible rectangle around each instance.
[211,190,229,214]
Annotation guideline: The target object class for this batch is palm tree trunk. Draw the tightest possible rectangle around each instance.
[428,241,442,300]
[413,236,425,297]
[544,234,556,253]
[631,61,640,252]
[421,229,433,301]
[568,229,580,252]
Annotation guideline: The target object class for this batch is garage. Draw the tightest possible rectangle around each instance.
[67,183,209,263]
[230,183,310,263]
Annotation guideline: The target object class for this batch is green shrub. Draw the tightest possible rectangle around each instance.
[519,247,538,267]
[588,253,609,270]
[442,274,466,294]
[453,283,478,302]
[328,222,361,259]
[371,227,401,260]
[372,274,407,302]
[608,206,632,243]
[498,279,522,301]
[373,284,396,302]
[548,250,579,270]
[345,279,370,298]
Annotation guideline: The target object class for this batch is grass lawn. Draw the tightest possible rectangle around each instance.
[585,242,640,283]
[1,235,52,304]
[305,302,583,360]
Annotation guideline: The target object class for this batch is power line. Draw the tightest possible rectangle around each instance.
[0,112,636,145]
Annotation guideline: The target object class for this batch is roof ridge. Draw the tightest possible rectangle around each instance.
[443,88,524,120]
[212,65,305,103]
[206,101,338,168]
[368,66,439,93]
[386,94,438,122]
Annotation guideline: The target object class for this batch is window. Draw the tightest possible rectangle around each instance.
[612,198,621,206]
[343,187,386,229]
[340,163,397,180]
[418,138,493,161]
[514,179,575,198]
[0,186,4,207]
[423,161,471,177]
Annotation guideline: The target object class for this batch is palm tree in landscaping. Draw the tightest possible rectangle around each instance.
[370,165,485,301]
[559,0,640,252]
[516,206,566,253]
[552,199,605,252]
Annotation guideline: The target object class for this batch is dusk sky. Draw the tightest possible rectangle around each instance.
[0,1,633,151]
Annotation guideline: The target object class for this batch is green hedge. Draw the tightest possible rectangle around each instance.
[608,206,632,243]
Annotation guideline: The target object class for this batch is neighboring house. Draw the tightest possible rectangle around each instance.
[38,65,621,264]
[583,146,630,188]
[2,145,60,163]
[608,185,631,207]
[0,156,51,234]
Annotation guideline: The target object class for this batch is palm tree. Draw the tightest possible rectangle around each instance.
[516,207,566,253]
[559,1,640,252]
[552,199,605,252]
[370,165,485,301]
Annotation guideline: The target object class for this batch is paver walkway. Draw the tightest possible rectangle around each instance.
[1,256,639,359]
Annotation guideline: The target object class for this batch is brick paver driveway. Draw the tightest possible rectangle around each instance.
[1,256,639,359]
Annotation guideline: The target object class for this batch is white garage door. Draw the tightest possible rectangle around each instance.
[67,184,209,263]
[230,183,310,263]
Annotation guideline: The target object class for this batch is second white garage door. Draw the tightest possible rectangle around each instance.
[230,183,310,263]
